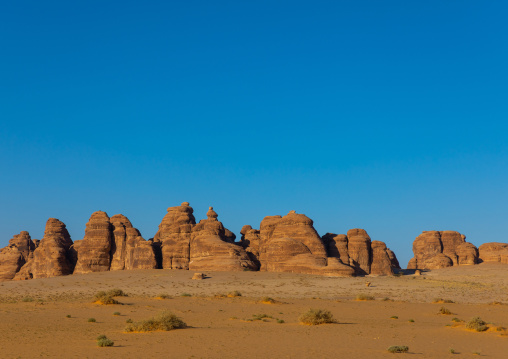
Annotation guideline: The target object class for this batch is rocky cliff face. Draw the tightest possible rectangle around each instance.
[0,231,35,281]
[189,207,256,271]
[15,218,73,280]
[110,214,157,270]
[240,211,399,277]
[407,231,479,270]
[153,202,195,269]
[322,230,400,276]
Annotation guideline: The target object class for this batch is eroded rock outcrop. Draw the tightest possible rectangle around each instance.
[73,211,156,274]
[189,207,256,271]
[479,242,508,264]
[153,202,195,269]
[407,231,478,270]
[15,218,73,280]
[322,230,400,275]
[0,231,35,281]
[243,211,356,276]
[110,214,157,270]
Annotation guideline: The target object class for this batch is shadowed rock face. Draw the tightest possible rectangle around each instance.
[240,225,261,270]
[15,219,73,280]
[322,231,400,275]
[0,231,35,281]
[189,207,256,271]
[407,231,478,270]
[110,214,156,271]
[153,202,195,269]
[479,243,508,264]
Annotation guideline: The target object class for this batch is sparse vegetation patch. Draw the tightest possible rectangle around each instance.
[299,309,335,325]
[466,317,488,332]
[125,311,186,332]
[356,294,375,301]
[387,345,409,353]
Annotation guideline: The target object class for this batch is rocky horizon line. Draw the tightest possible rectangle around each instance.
[1,202,507,282]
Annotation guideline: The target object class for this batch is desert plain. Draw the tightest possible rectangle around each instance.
[0,263,507,359]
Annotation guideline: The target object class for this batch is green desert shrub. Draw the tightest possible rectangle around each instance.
[97,336,114,347]
[390,316,398,319]
[408,319,415,322]
[277,319,285,324]
[156,293,171,299]
[113,312,120,316]
[88,318,96,323]
[356,294,375,301]
[299,309,335,325]
[466,317,488,332]
[387,345,409,353]
[126,318,133,323]
[125,311,186,332]
[180,293,192,297]
[22,296,34,302]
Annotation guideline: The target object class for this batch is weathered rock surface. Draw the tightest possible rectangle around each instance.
[407,231,478,270]
[153,202,195,270]
[15,218,73,280]
[240,225,261,269]
[478,242,508,264]
[322,230,400,275]
[73,211,113,274]
[245,211,355,276]
[110,214,156,270]
[189,207,256,271]
[0,231,35,281]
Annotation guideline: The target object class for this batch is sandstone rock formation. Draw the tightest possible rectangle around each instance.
[322,231,400,275]
[73,211,113,274]
[15,218,74,280]
[242,211,358,276]
[73,211,156,274]
[153,203,256,271]
[189,207,256,271]
[0,231,35,281]
[478,242,508,264]
[110,214,157,270]
[153,202,195,270]
[407,231,478,270]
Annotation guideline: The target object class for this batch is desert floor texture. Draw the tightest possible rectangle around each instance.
[0,263,507,358]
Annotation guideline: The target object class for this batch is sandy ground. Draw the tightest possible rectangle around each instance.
[0,263,507,358]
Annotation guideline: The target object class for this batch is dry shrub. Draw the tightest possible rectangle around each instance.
[125,311,186,332]
[438,306,452,315]
[387,345,409,353]
[299,309,335,325]
[466,317,488,332]
[433,298,454,304]
[227,290,242,298]
[93,292,119,305]
[356,294,375,301]
[260,297,277,304]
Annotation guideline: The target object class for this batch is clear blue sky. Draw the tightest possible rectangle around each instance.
[1,1,507,266]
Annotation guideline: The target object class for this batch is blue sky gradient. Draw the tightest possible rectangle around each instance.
[1,1,507,265]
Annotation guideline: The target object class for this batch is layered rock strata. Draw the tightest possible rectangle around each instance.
[478,243,508,264]
[0,231,35,281]
[15,218,73,280]
[407,231,479,270]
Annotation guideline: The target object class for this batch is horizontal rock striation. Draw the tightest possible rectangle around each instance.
[407,231,479,270]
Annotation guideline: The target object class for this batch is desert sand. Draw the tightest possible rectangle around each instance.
[1,263,507,358]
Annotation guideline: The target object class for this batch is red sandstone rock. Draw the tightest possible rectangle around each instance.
[347,229,372,275]
[15,218,74,280]
[189,207,256,271]
[73,211,113,274]
[407,231,478,269]
[110,214,156,270]
[240,226,261,270]
[478,242,508,264]
[0,231,35,281]
[153,202,195,269]
[370,240,394,275]
[254,211,355,276]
